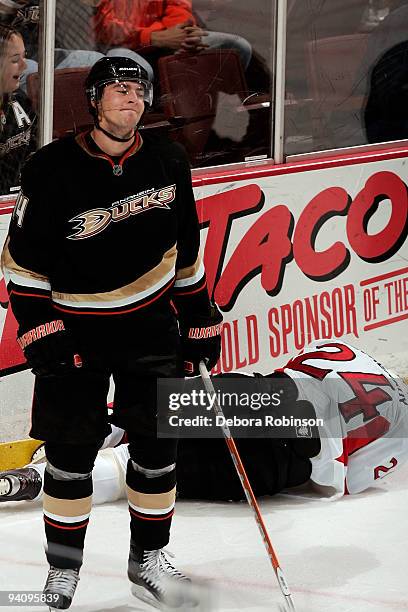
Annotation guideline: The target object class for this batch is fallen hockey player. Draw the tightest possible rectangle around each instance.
[2,340,408,507]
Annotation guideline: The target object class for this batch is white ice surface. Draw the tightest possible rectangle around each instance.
[1,462,408,612]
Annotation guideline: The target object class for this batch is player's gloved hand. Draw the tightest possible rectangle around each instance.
[179,303,223,376]
[267,372,321,459]
[17,319,82,377]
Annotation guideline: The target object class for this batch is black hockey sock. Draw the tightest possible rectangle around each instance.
[43,467,92,569]
[126,459,176,550]
[42,443,99,570]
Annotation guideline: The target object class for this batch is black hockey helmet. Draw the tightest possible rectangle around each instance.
[85,56,153,113]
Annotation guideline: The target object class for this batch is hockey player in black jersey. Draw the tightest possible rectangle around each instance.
[1,56,222,610]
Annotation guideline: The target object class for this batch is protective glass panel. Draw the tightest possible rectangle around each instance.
[285,0,407,156]
[51,0,101,139]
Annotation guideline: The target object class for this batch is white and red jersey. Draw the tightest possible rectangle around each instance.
[282,341,408,496]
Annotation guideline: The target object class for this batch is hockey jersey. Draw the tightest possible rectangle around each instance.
[282,341,408,496]
[1,131,211,337]
[0,91,36,196]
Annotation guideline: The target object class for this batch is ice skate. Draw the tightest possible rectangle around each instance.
[0,467,42,502]
[30,442,46,464]
[128,541,199,609]
[43,566,80,610]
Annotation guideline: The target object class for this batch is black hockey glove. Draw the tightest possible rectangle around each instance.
[267,372,321,459]
[17,319,82,377]
[179,304,223,376]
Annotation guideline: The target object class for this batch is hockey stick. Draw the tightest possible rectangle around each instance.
[199,361,297,612]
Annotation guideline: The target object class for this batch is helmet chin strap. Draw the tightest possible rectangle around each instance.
[95,121,137,143]
[92,101,146,143]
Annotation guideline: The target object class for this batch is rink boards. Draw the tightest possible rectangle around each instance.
[1,147,408,442]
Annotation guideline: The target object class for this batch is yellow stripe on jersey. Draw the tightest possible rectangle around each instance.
[52,245,177,309]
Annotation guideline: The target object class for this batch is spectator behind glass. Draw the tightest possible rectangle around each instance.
[55,0,154,79]
[0,23,35,195]
[94,0,252,81]
[0,0,103,91]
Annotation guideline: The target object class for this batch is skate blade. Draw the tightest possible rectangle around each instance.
[131,577,216,611]
[30,443,46,464]
[130,583,161,610]
[162,575,215,611]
